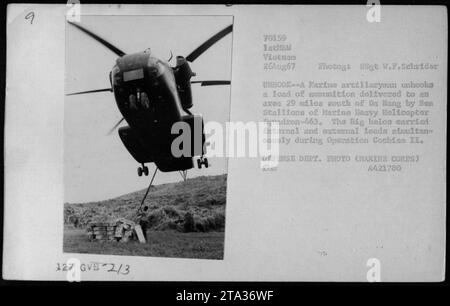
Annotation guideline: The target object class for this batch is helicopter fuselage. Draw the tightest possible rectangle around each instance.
[112,51,204,172]
[66,21,232,174]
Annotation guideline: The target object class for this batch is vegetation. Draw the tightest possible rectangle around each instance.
[64,174,227,232]
[63,174,227,259]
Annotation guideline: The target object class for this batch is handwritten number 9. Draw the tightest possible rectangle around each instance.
[25,12,34,24]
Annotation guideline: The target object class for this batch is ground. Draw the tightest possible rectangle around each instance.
[63,227,225,260]
[63,174,227,259]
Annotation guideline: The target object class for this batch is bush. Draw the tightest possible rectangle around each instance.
[147,209,165,228]
[64,174,227,232]
[193,211,225,232]
[163,206,181,218]
[183,212,196,232]
[196,219,207,232]
[211,211,225,229]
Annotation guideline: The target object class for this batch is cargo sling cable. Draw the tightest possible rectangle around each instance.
[179,170,188,182]
[135,167,158,217]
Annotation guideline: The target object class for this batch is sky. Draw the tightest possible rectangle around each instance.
[65,15,233,203]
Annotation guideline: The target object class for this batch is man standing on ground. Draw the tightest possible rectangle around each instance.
[136,206,149,241]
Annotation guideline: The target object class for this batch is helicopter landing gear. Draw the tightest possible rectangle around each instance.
[197,156,209,169]
[138,164,149,177]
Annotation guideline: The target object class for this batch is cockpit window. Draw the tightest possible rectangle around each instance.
[157,60,167,73]
[147,57,167,78]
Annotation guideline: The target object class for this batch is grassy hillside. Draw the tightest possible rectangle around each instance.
[64,174,227,232]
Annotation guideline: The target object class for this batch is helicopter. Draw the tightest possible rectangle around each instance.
[66,21,232,178]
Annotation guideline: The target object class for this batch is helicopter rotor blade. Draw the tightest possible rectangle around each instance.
[191,80,231,86]
[68,21,126,57]
[107,117,125,135]
[185,25,233,62]
[66,88,113,96]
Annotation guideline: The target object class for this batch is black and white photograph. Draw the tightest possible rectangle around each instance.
[2,4,447,288]
[63,15,233,260]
